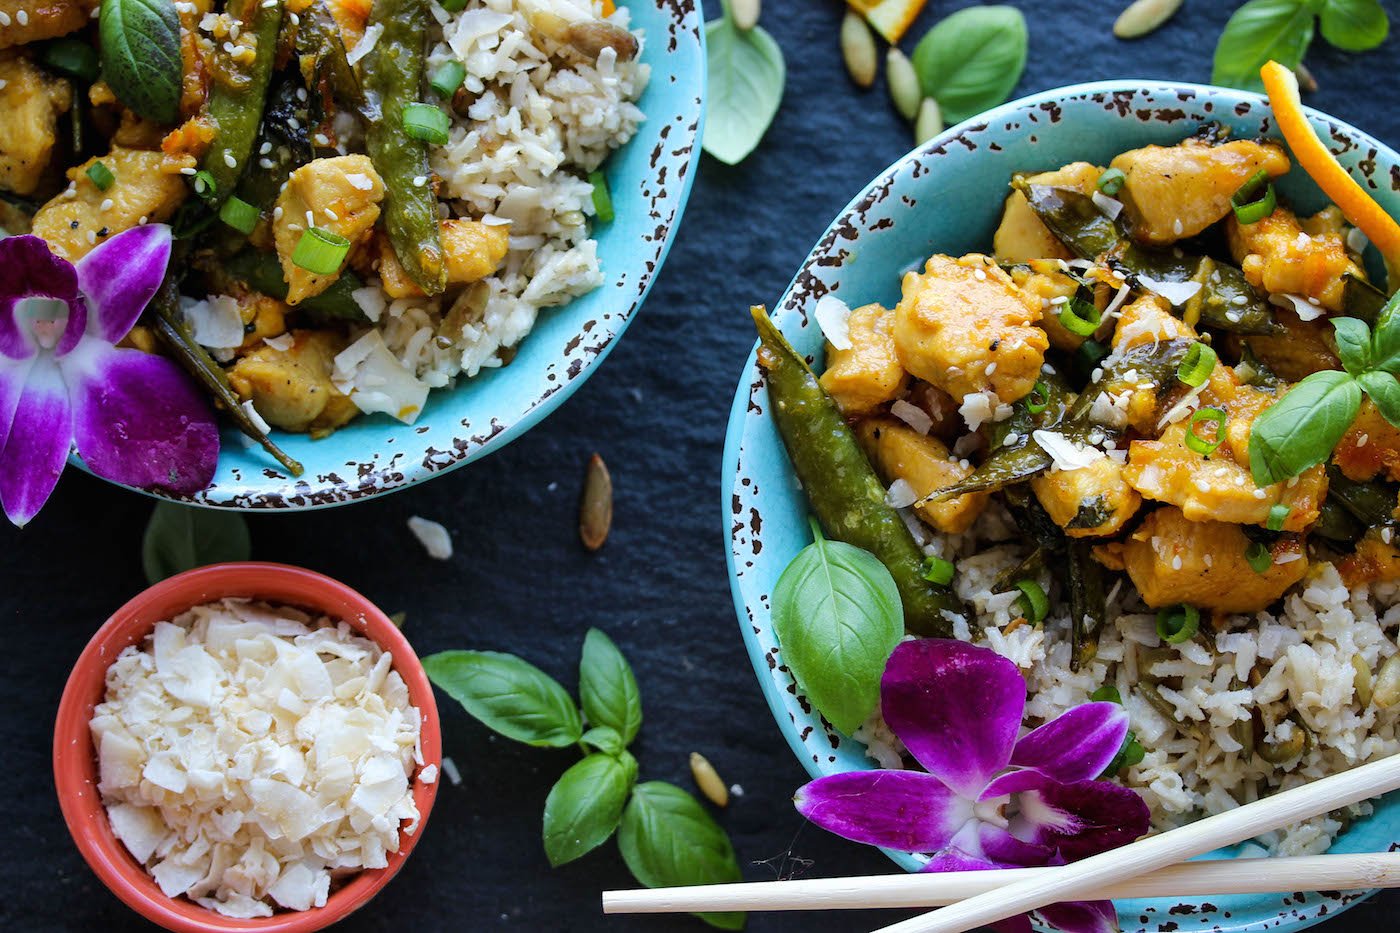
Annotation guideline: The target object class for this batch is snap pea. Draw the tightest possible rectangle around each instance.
[224,250,369,323]
[1342,272,1387,325]
[234,77,311,215]
[1313,499,1365,544]
[1324,464,1398,529]
[361,0,447,295]
[1012,179,1121,259]
[198,0,282,210]
[1067,538,1107,671]
[296,2,365,113]
[752,306,960,636]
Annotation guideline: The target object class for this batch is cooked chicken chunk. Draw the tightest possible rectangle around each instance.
[856,418,987,534]
[1113,506,1308,613]
[228,330,359,434]
[0,51,71,195]
[992,162,1102,262]
[1227,205,1364,312]
[818,303,908,415]
[1334,399,1400,483]
[1111,138,1289,245]
[1032,458,1141,538]
[0,0,95,48]
[1007,265,1085,351]
[376,220,510,299]
[1340,529,1400,587]
[1111,293,1196,352]
[30,148,187,260]
[894,253,1047,405]
[274,155,385,305]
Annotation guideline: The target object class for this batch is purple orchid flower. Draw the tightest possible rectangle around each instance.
[795,639,1150,933]
[0,228,219,526]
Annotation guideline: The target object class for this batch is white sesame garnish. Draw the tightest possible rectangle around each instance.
[16,10,28,24]
[0,79,7,90]
[259,158,274,169]
[1384,528,1394,544]
[272,206,283,220]
[985,362,997,375]
[99,198,113,212]
[974,269,987,281]
[259,141,272,155]
[0,11,11,24]
[180,166,197,175]
[304,210,315,227]
[138,215,148,225]
[313,133,330,146]
[1171,555,1183,570]
[223,150,237,168]
[288,116,300,130]
[86,230,97,245]
[289,11,299,24]
[1358,433,1370,448]
[1252,488,1266,500]
[323,207,339,221]
[1173,218,1184,236]
[412,175,427,187]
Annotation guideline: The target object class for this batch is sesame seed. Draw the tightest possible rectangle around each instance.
[1203,554,1213,568]
[323,207,339,221]
[412,175,427,187]
[99,198,113,212]
[180,166,197,175]
[1003,432,1019,445]
[259,158,274,169]
[0,79,7,90]
[259,141,272,155]
[1252,488,1266,499]
[1385,528,1394,544]
[1232,295,1248,306]
[0,11,12,24]
[16,10,27,24]
[223,41,236,53]
[305,210,314,227]
[223,150,237,168]
[138,215,148,224]
[288,116,300,130]
[229,22,239,38]
[261,0,276,7]
[1171,555,1182,570]
[1286,476,1299,488]
[1173,218,1184,236]
[272,206,283,220]
[974,269,987,281]
[1359,433,1370,448]
[296,87,308,102]
[289,11,298,24]
[86,230,97,245]
[314,133,330,146]
[985,362,997,375]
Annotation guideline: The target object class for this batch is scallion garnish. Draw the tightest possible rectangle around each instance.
[430,61,467,98]
[1100,728,1144,778]
[589,169,614,224]
[1177,341,1217,387]
[920,555,955,586]
[41,38,99,82]
[1013,579,1048,624]
[86,160,115,191]
[1245,540,1273,574]
[1231,168,1277,224]
[291,226,351,274]
[1058,296,1102,337]
[1096,167,1126,196]
[1025,380,1050,414]
[218,196,259,235]
[1156,604,1200,644]
[402,103,451,145]
[1185,406,1227,456]
[1267,503,1291,532]
[438,0,468,11]
[192,170,218,199]
[1090,684,1122,704]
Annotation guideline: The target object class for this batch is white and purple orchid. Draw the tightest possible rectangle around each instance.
[795,639,1150,933]
[0,228,219,526]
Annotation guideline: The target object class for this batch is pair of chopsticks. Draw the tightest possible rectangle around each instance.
[603,753,1400,932]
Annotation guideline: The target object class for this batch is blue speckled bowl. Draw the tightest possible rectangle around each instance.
[722,81,1400,933]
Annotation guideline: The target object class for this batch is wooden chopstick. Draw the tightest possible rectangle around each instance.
[602,853,1400,915]
[873,753,1400,933]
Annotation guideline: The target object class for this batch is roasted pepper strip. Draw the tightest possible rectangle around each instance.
[752,306,960,636]
[199,0,282,210]
[361,0,447,295]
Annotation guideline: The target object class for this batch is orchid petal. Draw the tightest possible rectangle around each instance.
[1011,779,1150,862]
[991,915,1035,933]
[795,770,972,854]
[0,354,30,453]
[1037,900,1120,933]
[1010,702,1130,784]
[881,639,1026,797]
[61,338,219,495]
[74,225,172,345]
[979,769,1050,800]
[974,821,1056,867]
[920,848,1001,873]
[0,235,85,359]
[0,352,72,526]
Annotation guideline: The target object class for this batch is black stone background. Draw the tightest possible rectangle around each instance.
[4,1,1399,930]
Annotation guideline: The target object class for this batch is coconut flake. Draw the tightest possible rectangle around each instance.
[181,295,245,349]
[262,333,294,352]
[813,295,853,351]
[334,331,430,424]
[241,400,272,435]
[1032,430,1105,472]
[1092,191,1124,220]
[1137,274,1203,307]
[407,516,453,560]
[351,286,387,323]
[345,22,383,65]
[1270,293,1325,322]
[890,399,933,435]
[958,391,996,431]
[885,479,918,509]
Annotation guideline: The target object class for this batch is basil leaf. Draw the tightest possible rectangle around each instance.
[542,751,636,867]
[703,13,785,165]
[1211,0,1317,93]
[423,650,583,748]
[1369,290,1400,374]
[1359,371,1400,427]
[581,725,626,757]
[1320,0,1389,50]
[1249,370,1362,485]
[99,0,182,123]
[1332,316,1372,376]
[771,531,902,735]
[912,6,1027,125]
[618,782,745,931]
[141,501,250,585]
[579,628,643,746]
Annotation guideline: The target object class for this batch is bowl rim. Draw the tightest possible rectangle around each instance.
[721,78,1397,931]
[52,561,443,933]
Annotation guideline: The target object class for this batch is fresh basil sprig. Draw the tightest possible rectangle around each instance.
[911,6,1028,126]
[98,0,182,123]
[1212,0,1389,92]
[141,501,251,585]
[1249,297,1400,485]
[424,632,744,929]
[703,0,785,165]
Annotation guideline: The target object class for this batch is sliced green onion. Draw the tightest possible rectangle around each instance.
[219,196,259,235]
[1090,685,1122,704]
[192,170,218,199]
[589,169,614,224]
[920,556,955,586]
[1058,296,1102,337]
[86,160,115,191]
[291,227,351,275]
[1100,729,1144,778]
[402,103,450,145]
[1025,380,1050,414]
[1245,540,1273,574]
[1176,341,1217,387]
[430,61,466,98]
[41,38,99,82]
[1096,167,1126,196]
[1185,406,1227,456]
[1156,604,1200,644]
[1267,503,1292,532]
[438,0,468,11]
[1231,168,1277,224]
[1014,579,1049,624]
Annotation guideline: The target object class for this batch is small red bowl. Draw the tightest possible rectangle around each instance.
[53,562,442,933]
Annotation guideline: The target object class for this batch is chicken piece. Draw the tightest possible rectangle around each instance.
[1111,138,1289,245]
[1334,399,1400,483]
[274,155,385,305]
[1117,506,1308,612]
[236,293,288,352]
[1230,307,1339,383]
[0,51,72,196]
[1110,293,1196,352]
[227,330,360,434]
[1339,529,1400,587]
[375,220,510,299]
[855,418,987,534]
[30,148,187,260]
[894,253,1047,405]
[1007,265,1085,351]
[1031,458,1141,538]
[818,303,908,415]
[1227,205,1364,312]
[0,0,95,48]
[992,162,1103,263]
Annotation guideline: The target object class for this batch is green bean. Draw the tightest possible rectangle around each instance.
[361,0,447,295]
[224,250,369,323]
[752,306,960,635]
[199,0,282,210]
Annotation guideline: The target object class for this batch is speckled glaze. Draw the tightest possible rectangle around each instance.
[722,81,1400,933]
[82,0,704,510]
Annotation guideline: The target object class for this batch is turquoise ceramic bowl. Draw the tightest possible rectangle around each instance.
[723,80,1400,933]
[97,0,704,509]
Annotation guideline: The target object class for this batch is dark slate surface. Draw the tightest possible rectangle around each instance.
[3,1,1398,930]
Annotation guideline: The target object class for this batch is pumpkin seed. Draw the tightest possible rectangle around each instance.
[579,453,612,551]
[840,11,877,89]
[690,752,730,807]
[1352,654,1373,707]
[1373,654,1400,709]
[730,0,759,31]
[886,47,921,122]
[1257,713,1312,764]
[914,97,943,146]
[1112,0,1183,39]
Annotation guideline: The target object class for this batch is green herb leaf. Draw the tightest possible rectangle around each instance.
[581,725,626,757]
[422,650,583,748]
[579,628,643,746]
[1211,0,1317,93]
[1332,316,1372,376]
[771,526,903,735]
[618,782,745,931]
[703,12,784,165]
[99,0,182,123]
[1358,370,1400,428]
[1369,291,1400,374]
[1319,0,1389,50]
[141,501,250,585]
[1248,369,1363,486]
[912,6,1028,125]
[542,751,637,867]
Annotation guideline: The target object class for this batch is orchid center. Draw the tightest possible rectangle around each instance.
[17,298,70,351]
[973,794,1011,829]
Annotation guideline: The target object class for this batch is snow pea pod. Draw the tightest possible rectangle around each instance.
[199,0,282,210]
[1343,273,1387,325]
[752,306,960,636]
[1013,179,1121,259]
[1325,464,1397,529]
[224,250,369,323]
